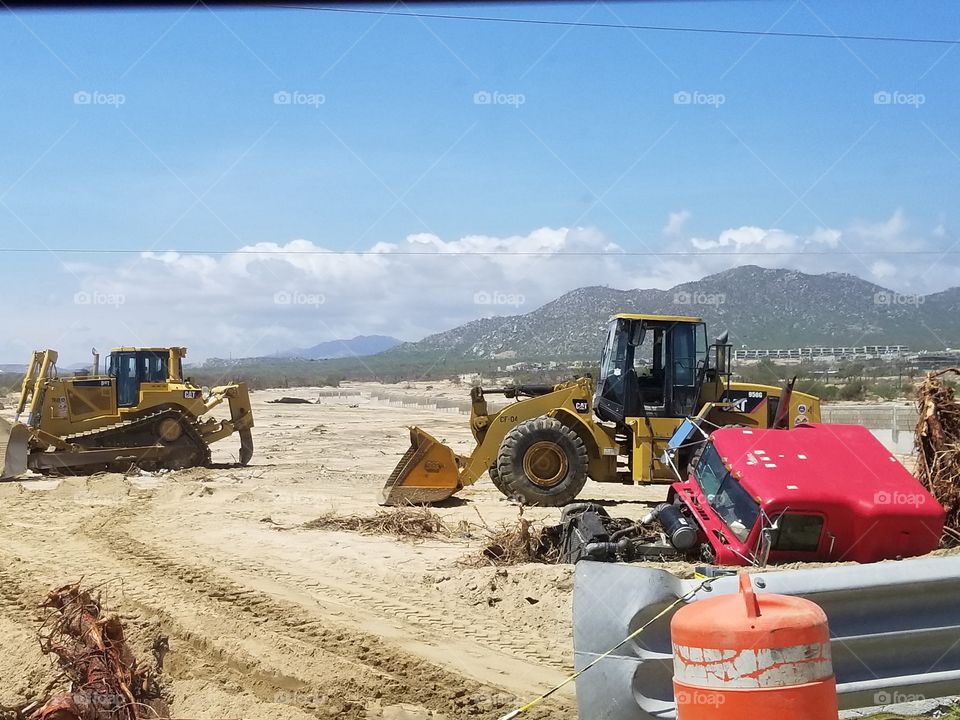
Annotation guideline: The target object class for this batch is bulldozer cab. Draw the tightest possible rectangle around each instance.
[593,315,709,424]
[107,348,184,407]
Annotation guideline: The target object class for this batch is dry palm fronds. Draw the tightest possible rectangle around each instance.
[915,369,960,536]
[303,507,464,540]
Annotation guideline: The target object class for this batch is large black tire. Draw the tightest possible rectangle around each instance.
[496,416,589,506]
[488,464,509,494]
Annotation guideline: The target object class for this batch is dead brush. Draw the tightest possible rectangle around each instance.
[463,509,561,567]
[302,506,466,540]
[21,581,169,720]
[915,369,960,540]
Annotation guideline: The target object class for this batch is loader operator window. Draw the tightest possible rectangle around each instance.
[634,328,665,408]
[595,318,668,423]
[595,319,630,420]
[695,444,760,542]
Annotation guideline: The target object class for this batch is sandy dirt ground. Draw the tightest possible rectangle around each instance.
[0,381,673,720]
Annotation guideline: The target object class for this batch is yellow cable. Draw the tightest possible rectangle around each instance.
[496,578,712,720]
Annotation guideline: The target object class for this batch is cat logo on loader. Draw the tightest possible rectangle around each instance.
[380,314,820,506]
[0,346,254,480]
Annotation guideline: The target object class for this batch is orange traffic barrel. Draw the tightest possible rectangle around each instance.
[671,573,838,719]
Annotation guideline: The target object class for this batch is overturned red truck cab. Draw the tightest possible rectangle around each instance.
[557,423,945,566]
[671,423,945,565]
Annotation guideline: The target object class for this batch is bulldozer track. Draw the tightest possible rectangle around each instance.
[174,538,556,669]
[57,407,212,471]
[91,523,571,673]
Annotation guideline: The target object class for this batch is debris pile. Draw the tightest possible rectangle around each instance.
[915,369,960,539]
[470,511,561,566]
[28,582,168,720]
[303,507,464,540]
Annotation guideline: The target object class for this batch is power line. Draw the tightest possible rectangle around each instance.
[1,247,958,256]
[273,5,960,46]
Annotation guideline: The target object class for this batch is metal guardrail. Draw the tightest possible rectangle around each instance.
[573,557,960,719]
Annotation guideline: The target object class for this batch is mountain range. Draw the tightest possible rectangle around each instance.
[384,266,960,361]
[275,335,401,360]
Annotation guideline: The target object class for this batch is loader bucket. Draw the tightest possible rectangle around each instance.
[0,418,31,480]
[378,426,462,506]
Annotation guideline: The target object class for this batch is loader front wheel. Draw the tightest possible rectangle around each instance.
[497,417,588,506]
[488,464,509,494]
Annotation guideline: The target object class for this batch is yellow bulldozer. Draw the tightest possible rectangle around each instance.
[0,346,254,480]
[380,313,821,506]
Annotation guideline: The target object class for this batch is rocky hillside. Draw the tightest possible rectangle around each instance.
[386,266,960,360]
[277,335,401,360]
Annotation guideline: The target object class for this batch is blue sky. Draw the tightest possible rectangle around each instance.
[1,1,959,362]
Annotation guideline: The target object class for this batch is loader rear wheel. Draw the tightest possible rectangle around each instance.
[497,417,588,506]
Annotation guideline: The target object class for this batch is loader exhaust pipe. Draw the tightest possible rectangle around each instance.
[378,427,462,505]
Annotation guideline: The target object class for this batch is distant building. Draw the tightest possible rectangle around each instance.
[735,345,909,362]
[913,351,960,370]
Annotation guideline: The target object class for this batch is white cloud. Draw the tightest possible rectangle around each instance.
[662,210,691,236]
[690,226,800,251]
[810,227,842,247]
[850,208,907,243]
[3,211,957,364]
[869,259,897,280]
[20,227,658,363]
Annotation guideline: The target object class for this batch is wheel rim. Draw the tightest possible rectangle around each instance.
[522,441,568,488]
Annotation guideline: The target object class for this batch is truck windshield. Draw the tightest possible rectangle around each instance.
[694,444,760,542]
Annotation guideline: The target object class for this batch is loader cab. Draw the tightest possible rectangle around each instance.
[593,315,708,424]
[107,347,184,408]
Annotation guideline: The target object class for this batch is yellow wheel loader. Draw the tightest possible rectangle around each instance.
[380,313,821,506]
[0,347,254,480]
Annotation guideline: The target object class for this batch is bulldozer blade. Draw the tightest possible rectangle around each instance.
[378,426,462,506]
[0,418,31,481]
[239,428,253,466]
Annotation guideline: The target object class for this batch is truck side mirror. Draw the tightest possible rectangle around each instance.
[757,526,778,567]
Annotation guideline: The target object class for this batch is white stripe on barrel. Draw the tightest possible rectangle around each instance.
[673,642,833,688]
